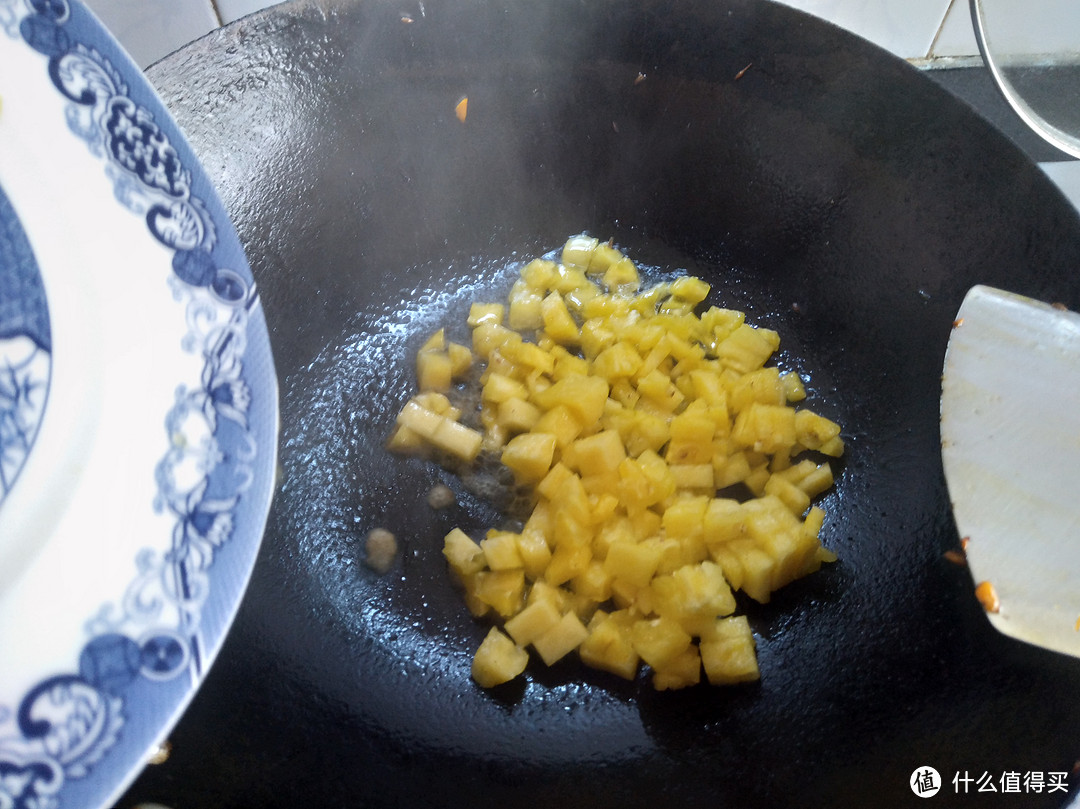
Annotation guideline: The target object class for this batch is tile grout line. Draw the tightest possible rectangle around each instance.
[926,0,958,59]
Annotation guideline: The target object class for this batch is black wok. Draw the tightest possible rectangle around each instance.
[122,0,1080,806]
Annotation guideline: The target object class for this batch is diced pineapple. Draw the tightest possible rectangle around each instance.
[467,303,504,327]
[651,645,702,691]
[516,529,553,580]
[502,339,556,375]
[395,399,444,439]
[602,256,640,289]
[482,372,529,404]
[650,561,736,636]
[592,341,643,380]
[386,423,424,454]
[508,279,545,331]
[471,626,529,688]
[794,409,842,451]
[780,370,806,402]
[532,405,584,448]
[699,616,760,685]
[443,528,486,578]
[430,418,483,462]
[731,403,798,454]
[541,290,581,344]
[670,275,710,305]
[764,473,812,516]
[544,541,592,587]
[417,348,453,392]
[531,374,610,425]
[630,616,693,670]
[716,323,780,374]
[473,569,526,617]
[561,234,599,270]
[501,432,557,483]
[481,531,525,570]
[497,397,542,433]
[579,611,639,679]
[603,539,663,589]
[392,236,846,691]
[532,610,589,666]
[504,597,563,646]
[569,430,627,477]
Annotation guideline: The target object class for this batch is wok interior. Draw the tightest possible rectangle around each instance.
[136,0,1080,806]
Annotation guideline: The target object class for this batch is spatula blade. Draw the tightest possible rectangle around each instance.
[941,285,1080,657]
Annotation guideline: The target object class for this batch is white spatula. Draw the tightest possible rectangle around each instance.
[941,285,1080,657]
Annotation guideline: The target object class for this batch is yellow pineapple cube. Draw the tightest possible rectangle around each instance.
[527,579,571,613]
[472,321,520,359]
[630,616,693,670]
[561,234,599,270]
[482,372,529,404]
[579,611,639,680]
[532,405,584,448]
[471,626,529,688]
[532,610,589,666]
[541,290,580,344]
[502,339,555,376]
[704,498,746,546]
[700,616,760,685]
[593,341,643,380]
[780,370,806,402]
[516,529,553,580]
[417,349,453,392]
[447,341,473,377]
[531,374,610,425]
[712,449,751,490]
[671,275,710,305]
[570,430,627,477]
[794,409,842,452]
[602,256,640,289]
[480,531,525,570]
[501,432,557,484]
[496,396,542,433]
[651,560,737,636]
[386,423,424,454]
[430,418,483,462]
[651,645,702,691]
[668,464,715,491]
[504,597,562,647]
[443,528,486,578]
[728,367,784,413]
[661,495,709,541]
[716,323,780,373]
[603,539,663,589]
[395,399,444,439]
[636,368,685,412]
[764,473,812,516]
[473,569,526,617]
[467,303,504,327]
[731,403,798,454]
[544,542,592,586]
[508,280,545,331]
[571,560,613,603]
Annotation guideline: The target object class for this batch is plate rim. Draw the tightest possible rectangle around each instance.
[0,1,278,807]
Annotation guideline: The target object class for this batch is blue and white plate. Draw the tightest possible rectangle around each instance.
[0,2,278,808]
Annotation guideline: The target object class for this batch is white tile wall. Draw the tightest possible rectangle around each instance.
[929,0,981,58]
[86,0,1080,213]
[773,0,953,59]
[82,0,219,68]
[82,0,1015,68]
[216,0,286,24]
